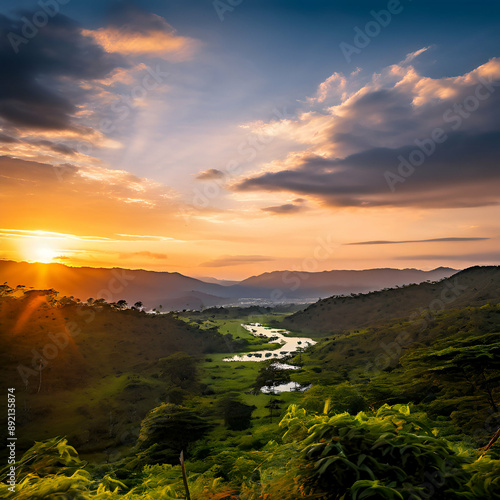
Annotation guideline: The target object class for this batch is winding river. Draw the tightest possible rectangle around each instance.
[223,323,316,393]
[223,323,316,362]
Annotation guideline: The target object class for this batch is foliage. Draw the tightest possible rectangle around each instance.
[135,403,212,463]
[7,405,500,499]
[217,394,256,430]
[254,362,291,391]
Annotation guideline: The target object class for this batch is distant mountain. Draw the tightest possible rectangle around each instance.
[0,260,458,311]
[196,277,240,286]
[0,260,232,310]
[228,267,457,299]
[283,266,500,335]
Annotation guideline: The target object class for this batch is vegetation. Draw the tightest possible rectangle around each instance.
[1,275,500,498]
[2,406,499,499]
[284,266,500,335]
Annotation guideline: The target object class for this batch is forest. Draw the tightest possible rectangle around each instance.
[1,272,499,499]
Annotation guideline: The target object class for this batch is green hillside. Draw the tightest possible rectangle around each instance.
[1,282,500,499]
[296,303,500,437]
[0,287,232,458]
[283,266,500,335]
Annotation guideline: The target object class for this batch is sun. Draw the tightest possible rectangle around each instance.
[33,246,58,263]
[24,242,59,264]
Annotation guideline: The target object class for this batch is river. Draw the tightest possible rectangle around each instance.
[223,323,316,393]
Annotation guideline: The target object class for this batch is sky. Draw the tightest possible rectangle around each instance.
[0,0,499,279]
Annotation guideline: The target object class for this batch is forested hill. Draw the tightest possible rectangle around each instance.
[0,288,233,456]
[284,266,500,335]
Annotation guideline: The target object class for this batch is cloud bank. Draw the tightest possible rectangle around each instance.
[234,54,500,209]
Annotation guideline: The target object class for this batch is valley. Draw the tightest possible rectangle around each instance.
[1,266,500,498]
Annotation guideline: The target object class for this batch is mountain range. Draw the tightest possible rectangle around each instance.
[0,259,457,310]
[283,265,500,335]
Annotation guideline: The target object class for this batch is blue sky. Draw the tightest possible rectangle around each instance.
[1,0,499,276]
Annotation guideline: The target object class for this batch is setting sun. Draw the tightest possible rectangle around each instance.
[24,242,58,264]
[33,246,58,263]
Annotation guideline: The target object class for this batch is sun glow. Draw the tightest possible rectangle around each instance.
[33,246,58,263]
[24,241,59,263]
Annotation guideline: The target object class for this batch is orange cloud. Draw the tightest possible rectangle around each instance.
[82,27,198,61]
[0,155,190,239]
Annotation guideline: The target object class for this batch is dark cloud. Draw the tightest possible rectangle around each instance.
[347,237,490,245]
[196,168,225,181]
[396,252,500,262]
[236,131,500,208]
[0,11,126,130]
[0,132,19,143]
[0,155,78,184]
[236,60,500,209]
[262,203,306,215]
[202,255,274,267]
[34,140,77,155]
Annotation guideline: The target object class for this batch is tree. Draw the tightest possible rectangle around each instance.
[218,394,256,430]
[158,352,198,389]
[408,335,500,414]
[0,283,14,296]
[265,398,283,423]
[254,362,291,392]
[134,301,143,309]
[136,403,211,463]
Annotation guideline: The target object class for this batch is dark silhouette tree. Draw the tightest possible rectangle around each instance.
[218,394,256,430]
[136,403,211,463]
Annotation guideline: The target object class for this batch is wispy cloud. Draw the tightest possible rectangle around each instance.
[201,255,274,267]
[0,228,112,242]
[115,233,183,242]
[401,46,431,65]
[196,168,225,181]
[261,203,307,215]
[0,228,185,245]
[346,237,490,245]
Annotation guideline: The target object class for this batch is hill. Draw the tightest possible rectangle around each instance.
[0,287,232,457]
[229,266,456,299]
[295,302,500,436]
[283,266,500,335]
[0,260,457,310]
[0,259,232,310]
